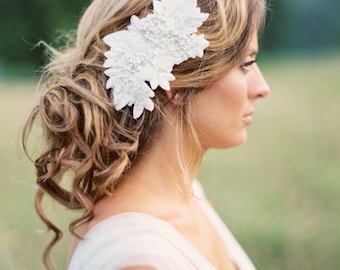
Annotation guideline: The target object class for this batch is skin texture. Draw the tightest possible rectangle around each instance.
[191,34,270,150]
[72,34,269,270]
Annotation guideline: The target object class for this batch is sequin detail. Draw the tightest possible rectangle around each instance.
[103,0,209,119]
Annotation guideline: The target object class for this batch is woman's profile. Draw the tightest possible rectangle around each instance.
[23,0,270,269]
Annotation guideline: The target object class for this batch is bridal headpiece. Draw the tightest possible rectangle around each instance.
[103,0,209,119]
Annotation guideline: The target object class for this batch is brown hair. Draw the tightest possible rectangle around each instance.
[23,0,266,268]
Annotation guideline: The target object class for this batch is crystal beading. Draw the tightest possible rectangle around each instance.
[103,0,209,119]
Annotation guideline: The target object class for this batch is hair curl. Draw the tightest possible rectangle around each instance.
[23,0,266,268]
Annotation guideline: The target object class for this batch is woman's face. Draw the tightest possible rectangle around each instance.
[192,34,270,150]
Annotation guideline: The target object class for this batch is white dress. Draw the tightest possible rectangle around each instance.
[68,181,256,270]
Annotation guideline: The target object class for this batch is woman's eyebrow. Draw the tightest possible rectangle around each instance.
[248,49,258,57]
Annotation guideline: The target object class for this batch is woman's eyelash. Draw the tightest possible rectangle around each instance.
[241,59,257,71]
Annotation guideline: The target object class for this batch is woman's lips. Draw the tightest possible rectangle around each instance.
[242,115,253,125]
[242,111,254,125]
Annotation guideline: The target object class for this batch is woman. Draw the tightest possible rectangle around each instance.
[23,0,269,269]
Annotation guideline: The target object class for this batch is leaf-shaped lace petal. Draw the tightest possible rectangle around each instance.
[103,0,209,119]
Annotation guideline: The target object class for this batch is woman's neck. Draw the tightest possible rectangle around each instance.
[91,116,204,224]
[123,121,202,202]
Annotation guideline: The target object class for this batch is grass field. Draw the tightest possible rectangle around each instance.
[1,53,339,269]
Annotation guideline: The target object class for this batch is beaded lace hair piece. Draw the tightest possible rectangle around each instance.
[103,0,209,119]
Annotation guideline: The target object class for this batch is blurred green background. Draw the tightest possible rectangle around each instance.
[1,0,339,269]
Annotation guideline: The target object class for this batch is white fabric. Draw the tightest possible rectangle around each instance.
[68,180,256,270]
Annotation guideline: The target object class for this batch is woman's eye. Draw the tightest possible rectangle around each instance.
[241,59,257,72]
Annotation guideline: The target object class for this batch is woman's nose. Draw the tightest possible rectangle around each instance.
[248,65,270,99]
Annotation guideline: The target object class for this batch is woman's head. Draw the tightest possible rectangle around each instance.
[23,0,267,268]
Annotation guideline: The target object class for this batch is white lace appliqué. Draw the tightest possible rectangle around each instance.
[103,0,209,119]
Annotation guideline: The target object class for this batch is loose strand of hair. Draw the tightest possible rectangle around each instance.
[35,188,62,270]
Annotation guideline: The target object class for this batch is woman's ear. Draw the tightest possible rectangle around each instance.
[165,89,185,106]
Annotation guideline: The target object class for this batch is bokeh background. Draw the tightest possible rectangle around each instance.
[1,0,339,269]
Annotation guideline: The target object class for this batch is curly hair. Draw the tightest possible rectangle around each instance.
[23,0,266,268]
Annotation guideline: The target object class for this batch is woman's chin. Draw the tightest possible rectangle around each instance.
[211,131,248,150]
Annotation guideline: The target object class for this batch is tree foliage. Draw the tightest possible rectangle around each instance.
[0,0,89,71]
[0,0,339,73]
[263,0,340,52]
